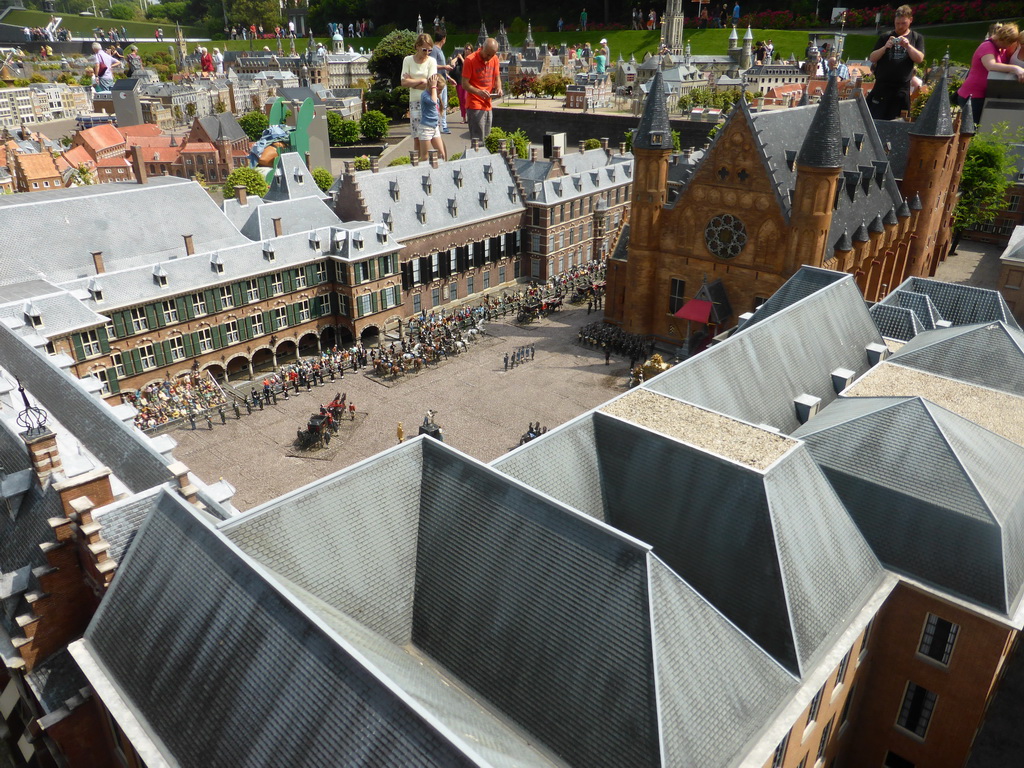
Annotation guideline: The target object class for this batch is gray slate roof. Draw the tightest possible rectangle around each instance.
[877,276,1020,331]
[647,273,884,434]
[793,396,1024,615]
[196,112,247,143]
[0,177,249,288]
[872,119,912,179]
[495,410,885,679]
[0,418,60,575]
[633,71,671,151]
[25,648,88,714]
[797,75,842,168]
[263,152,329,203]
[887,321,1024,395]
[735,266,847,333]
[92,487,162,563]
[869,302,925,341]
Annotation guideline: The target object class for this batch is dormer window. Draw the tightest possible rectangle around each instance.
[308,231,321,250]
[294,168,304,183]
[649,132,663,146]
[376,224,388,243]
[382,211,394,232]
[352,232,364,249]
[210,252,224,273]
[24,302,41,328]
[448,198,458,217]
[553,181,563,197]
[88,278,104,303]
[333,229,347,253]
[453,169,463,188]
[389,180,400,201]
[479,191,489,210]
[483,163,493,181]
[422,174,432,194]
[508,185,517,201]
[572,175,582,191]
[416,203,427,224]
[154,268,168,287]
[263,241,276,261]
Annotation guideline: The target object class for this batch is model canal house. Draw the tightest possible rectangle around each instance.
[604,69,969,346]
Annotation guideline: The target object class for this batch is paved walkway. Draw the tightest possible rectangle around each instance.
[170,302,625,511]
[933,238,1004,289]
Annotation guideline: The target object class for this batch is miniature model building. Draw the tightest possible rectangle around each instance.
[604,70,970,345]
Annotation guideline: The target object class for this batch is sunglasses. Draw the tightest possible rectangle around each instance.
[421,47,431,52]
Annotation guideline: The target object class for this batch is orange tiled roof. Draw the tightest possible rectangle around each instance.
[179,142,217,153]
[117,124,164,139]
[15,153,61,180]
[61,145,93,168]
[77,123,127,153]
[137,146,182,163]
[124,136,175,148]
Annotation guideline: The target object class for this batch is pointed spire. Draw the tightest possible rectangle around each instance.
[960,97,976,135]
[853,222,870,242]
[869,214,884,233]
[416,14,423,34]
[910,69,954,136]
[728,26,738,44]
[910,192,922,210]
[884,206,898,226]
[525,21,534,46]
[633,71,671,151]
[835,230,853,251]
[797,75,842,168]
[744,25,753,40]
[897,199,911,217]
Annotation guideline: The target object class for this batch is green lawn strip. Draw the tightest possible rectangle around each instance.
[915,18,1023,39]
[4,9,205,39]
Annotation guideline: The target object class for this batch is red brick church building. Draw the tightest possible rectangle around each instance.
[604,71,971,343]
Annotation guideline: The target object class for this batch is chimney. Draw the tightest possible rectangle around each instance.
[91,251,105,274]
[552,145,563,160]
[21,428,62,487]
[130,145,148,185]
[830,368,855,394]
[471,138,480,150]
[530,147,539,162]
[343,161,356,182]
[578,139,586,154]
[866,342,889,366]
[304,151,311,169]
[498,138,507,156]
[600,136,609,151]
[410,150,419,167]
[619,142,626,155]
[234,184,248,205]
[272,217,283,237]
[183,234,195,255]
[428,149,439,169]
[370,156,379,173]
[793,393,822,424]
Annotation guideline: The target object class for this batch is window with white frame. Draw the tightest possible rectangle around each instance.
[139,345,157,370]
[295,269,307,289]
[896,682,937,738]
[356,294,373,317]
[318,295,330,315]
[412,259,422,284]
[162,299,178,324]
[169,336,186,361]
[192,293,207,317]
[246,279,260,302]
[112,352,125,378]
[449,248,457,273]
[315,262,327,283]
[918,614,959,666]
[130,307,148,332]
[197,328,213,352]
[96,368,111,395]
[449,283,458,301]
[270,273,284,295]
[220,286,234,308]
[251,314,264,336]
[297,300,311,321]
[224,320,240,343]
[274,307,288,328]
[81,330,102,357]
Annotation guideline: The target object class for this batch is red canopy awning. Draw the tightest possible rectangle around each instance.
[674,299,713,324]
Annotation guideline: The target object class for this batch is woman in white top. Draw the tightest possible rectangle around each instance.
[213,47,224,75]
[400,33,437,151]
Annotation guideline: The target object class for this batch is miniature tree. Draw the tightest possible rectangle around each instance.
[224,167,269,199]
[311,167,333,192]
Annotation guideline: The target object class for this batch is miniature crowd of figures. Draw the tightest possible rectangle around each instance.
[577,322,654,368]
[504,345,535,370]
[126,372,227,431]
[519,422,549,445]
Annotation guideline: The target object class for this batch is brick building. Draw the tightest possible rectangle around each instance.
[605,70,969,346]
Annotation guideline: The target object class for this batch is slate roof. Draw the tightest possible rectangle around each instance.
[0,285,108,337]
[25,648,88,714]
[526,159,633,205]
[633,71,671,150]
[334,153,525,243]
[92,487,162,563]
[886,321,1024,395]
[735,266,847,333]
[877,276,1020,331]
[869,302,925,341]
[196,112,247,144]
[0,418,58,575]
[0,177,249,288]
[793,396,1024,615]
[910,70,954,137]
[74,435,809,768]
[247,197,341,240]
[797,75,842,168]
[646,272,884,434]
[494,408,885,679]
[262,152,329,203]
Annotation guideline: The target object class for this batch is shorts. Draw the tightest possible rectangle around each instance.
[415,120,439,141]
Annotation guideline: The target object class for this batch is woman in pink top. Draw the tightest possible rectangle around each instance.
[957,23,1024,125]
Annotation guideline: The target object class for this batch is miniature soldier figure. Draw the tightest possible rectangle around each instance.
[504,352,509,371]
[397,421,405,443]
[233,402,241,419]
[189,411,196,430]
[206,413,214,429]
[219,407,226,424]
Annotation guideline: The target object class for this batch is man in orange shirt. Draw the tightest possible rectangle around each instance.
[461,37,503,142]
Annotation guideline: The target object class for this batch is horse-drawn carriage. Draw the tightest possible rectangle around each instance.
[295,394,345,450]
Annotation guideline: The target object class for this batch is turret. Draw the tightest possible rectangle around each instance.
[742,26,753,69]
[787,74,843,274]
[624,71,673,334]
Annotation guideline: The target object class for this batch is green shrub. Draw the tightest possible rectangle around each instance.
[360,110,390,142]
[327,111,361,145]
[311,167,333,191]
[108,3,136,20]
[353,155,371,171]
[584,138,601,150]
[224,167,269,199]
[237,111,269,141]
[388,155,411,167]
[484,126,530,158]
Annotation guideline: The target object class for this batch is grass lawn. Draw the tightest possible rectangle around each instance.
[4,9,206,39]
[915,18,1023,38]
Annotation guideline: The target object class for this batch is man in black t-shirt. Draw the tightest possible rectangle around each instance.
[867,5,924,120]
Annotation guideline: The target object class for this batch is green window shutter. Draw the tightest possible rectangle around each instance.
[190,333,200,355]
[162,341,172,364]
[306,264,317,286]
[174,296,187,321]
[130,349,143,374]
[98,326,111,353]
[287,303,297,326]
[106,368,120,394]
[112,312,127,338]
[144,304,157,330]
[371,293,378,313]
[258,276,269,299]
[120,353,135,376]
[71,334,85,361]
[213,325,225,349]
[153,342,166,367]
[368,259,377,280]
[264,310,275,332]
[233,282,244,307]
[240,317,251,341]
[182,333,194,357]
[206,288,219,313]
[284,270,295,293]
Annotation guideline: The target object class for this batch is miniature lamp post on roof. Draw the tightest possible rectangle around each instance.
[15,379,47,437]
